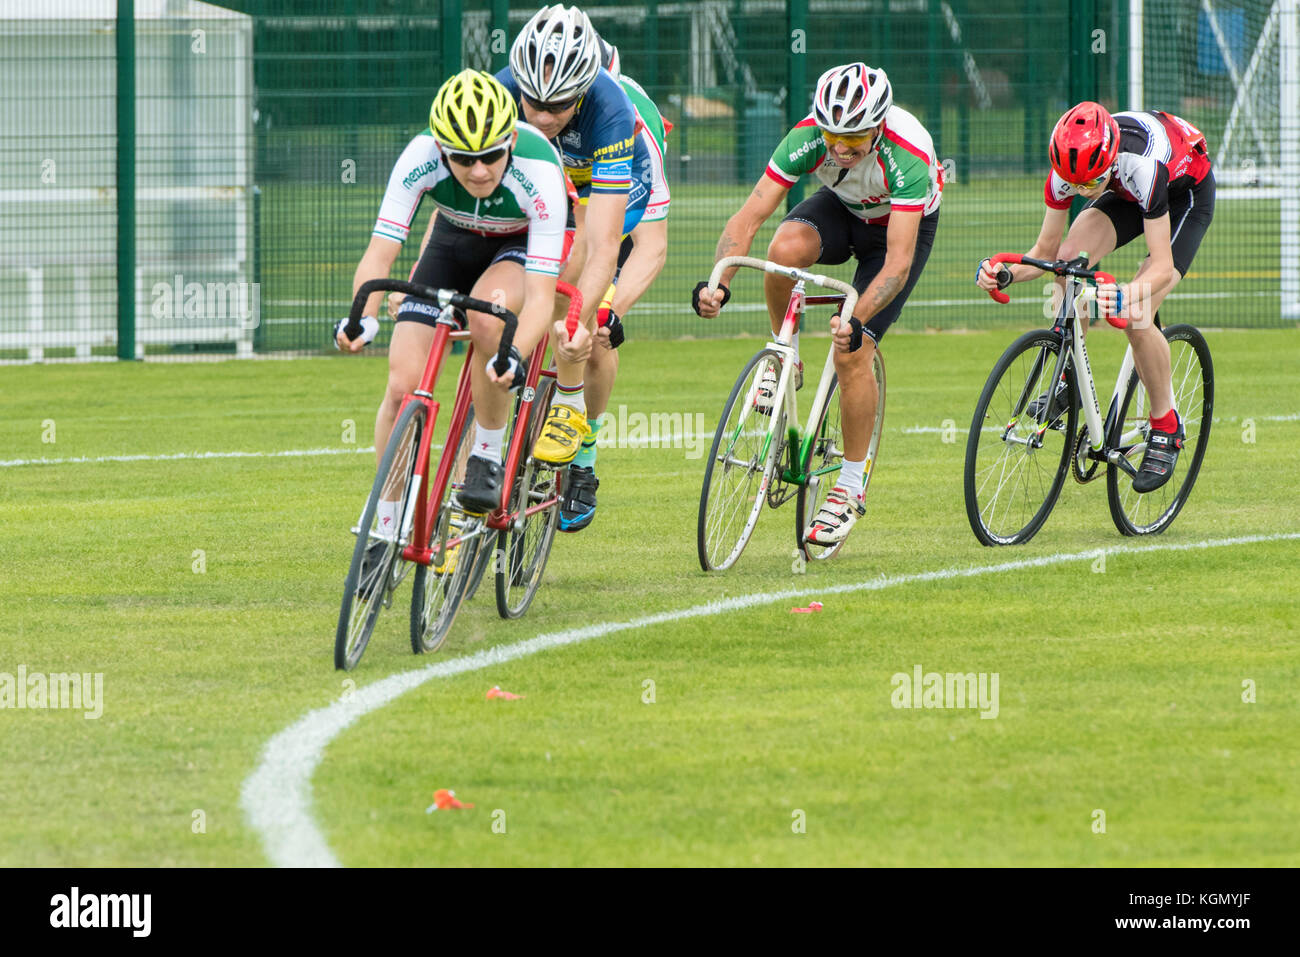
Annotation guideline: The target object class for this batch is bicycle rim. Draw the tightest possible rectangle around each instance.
[335,401,425,670]
[697,350,785,571]
[964,331,1076,546]
[410,406,480,654]
[1107,325,1213,535]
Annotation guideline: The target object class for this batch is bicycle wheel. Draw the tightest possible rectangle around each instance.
[409,405,486,654]
[964,330,1078,546]
[1106,324,1213,536]
[796,348,886,561]
[336,400,426,671]
[496,376,560,618]
[697,349,787,571]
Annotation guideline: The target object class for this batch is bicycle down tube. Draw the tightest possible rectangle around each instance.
[707,256,859,454]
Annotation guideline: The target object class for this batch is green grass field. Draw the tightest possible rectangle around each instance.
[3,326,1297,866]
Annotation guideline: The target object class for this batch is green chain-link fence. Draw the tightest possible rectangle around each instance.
[1,0,1294,361]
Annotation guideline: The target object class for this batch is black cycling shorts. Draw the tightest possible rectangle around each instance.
[780,186,939,344]
[1086,171,1216,277]
[396,218,528,326]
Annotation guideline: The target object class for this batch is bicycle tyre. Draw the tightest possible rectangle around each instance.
[1106,324,1213,536]
[697,348,787,571]
[335,400,426,670]
[410,405,484,654]
[496,375,560,618]
[796,348,887,561]
[964,329,1078,546]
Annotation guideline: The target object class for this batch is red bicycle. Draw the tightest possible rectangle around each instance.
[335,278,582,670]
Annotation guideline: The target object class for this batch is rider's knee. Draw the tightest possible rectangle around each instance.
[766,227,818,267]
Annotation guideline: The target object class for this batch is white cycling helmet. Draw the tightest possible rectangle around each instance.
[509,4,602,104]
[813,62,892,134]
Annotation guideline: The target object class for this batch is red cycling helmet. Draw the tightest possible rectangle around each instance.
[1049,101,1120,184]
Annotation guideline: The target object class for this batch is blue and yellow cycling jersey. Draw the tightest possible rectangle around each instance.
[496,67,641,198]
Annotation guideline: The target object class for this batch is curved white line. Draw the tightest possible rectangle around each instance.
[241,531,1300,867]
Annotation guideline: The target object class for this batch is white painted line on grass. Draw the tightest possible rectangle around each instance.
[0,447,380,468]
[241,530,1300,868]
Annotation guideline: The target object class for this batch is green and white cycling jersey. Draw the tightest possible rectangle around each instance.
[765,105,942,224]
[618,74,670,222]
[373,121,568,277]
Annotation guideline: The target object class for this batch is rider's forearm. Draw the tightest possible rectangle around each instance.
[714,210,762,288]
[610,221,667,315]
[852,260,909,323]
[579,241,619,326]
[352,241,401,318]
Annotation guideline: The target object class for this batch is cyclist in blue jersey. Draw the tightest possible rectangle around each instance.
[498,4,654,531]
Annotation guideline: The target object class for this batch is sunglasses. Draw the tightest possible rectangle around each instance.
[522,93,581,115]
[821,130,874,149]
[443,146,510,168]
[1072,170,1112,190]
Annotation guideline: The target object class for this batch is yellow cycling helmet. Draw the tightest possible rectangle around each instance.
[429,69,518,152]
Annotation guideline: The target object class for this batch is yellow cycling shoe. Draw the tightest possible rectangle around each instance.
[531,404,590,465]
[432,509,463,574]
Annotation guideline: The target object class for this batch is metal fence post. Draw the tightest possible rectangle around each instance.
[927,0,942,161]
[442,0,462,75]
[785,0,807,210]
[117,0,136,360]
[1068,0,1099,222]
[492,0,509,73]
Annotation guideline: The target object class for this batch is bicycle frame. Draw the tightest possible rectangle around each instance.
[342,278,582,569]
[987,253,1142,476]
[707,256,860,487]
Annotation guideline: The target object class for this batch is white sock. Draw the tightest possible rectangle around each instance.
[554,384,585,416]
[377,499,400,537]
[471,423,505,462]
[838,458,867,500]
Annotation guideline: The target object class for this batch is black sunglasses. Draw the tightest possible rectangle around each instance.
[522,92,581,114]
[443,146,510,168]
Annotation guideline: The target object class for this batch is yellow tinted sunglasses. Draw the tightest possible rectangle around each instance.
[821,130,874,149]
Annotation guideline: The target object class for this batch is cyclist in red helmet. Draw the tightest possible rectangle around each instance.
[975,100,1215,493]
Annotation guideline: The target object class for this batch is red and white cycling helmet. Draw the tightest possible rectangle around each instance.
[1049,101,1120,184]
[812,62,892,134]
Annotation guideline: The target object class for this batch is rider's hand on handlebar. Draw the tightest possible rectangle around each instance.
[975,258,1012,292]
[829,314,863,354]
[1095,281,1125,320]
[553,317,593,365]
[692,281,730,318]
[334,315,378,353]
[386,292,406,320]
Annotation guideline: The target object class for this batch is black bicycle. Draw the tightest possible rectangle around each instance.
[964,253,1213,546]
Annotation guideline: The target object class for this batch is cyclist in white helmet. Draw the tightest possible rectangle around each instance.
[694,63,943,548]
[496,5,655,533]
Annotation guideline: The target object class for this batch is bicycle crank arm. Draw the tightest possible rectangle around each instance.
[1106,448,1141,479]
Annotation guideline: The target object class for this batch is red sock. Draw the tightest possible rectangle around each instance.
[1150,409,1179,433]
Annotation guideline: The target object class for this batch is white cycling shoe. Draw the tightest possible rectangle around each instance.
[804,486,865,545]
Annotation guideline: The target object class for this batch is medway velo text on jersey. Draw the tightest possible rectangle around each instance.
[1044,110,1212,219]
[372,121,568,277]
[495,67,644,199]
[765,105,943,224]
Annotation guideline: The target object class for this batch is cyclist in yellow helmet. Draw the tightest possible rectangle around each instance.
[338,70,581,552]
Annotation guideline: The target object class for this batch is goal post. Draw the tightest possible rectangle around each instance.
[1132,0,1299,320]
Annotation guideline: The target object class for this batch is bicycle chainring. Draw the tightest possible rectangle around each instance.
[1071,426,1102,484]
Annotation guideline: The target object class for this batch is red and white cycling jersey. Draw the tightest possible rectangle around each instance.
[1045,110,1211,219]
